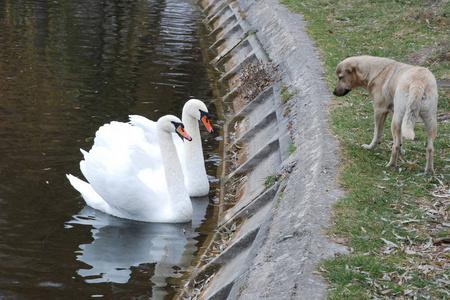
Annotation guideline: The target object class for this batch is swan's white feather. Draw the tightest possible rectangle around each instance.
[67,100,212,222]
[129,99,211,197]
[129,114,187,177]
[67,115,192,223]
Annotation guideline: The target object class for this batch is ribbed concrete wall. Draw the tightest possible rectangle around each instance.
[178,0,348,299]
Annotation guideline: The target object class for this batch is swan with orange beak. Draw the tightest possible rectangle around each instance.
[130,99,214,197]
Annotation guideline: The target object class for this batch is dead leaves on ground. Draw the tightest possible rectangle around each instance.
[377,181,449,298]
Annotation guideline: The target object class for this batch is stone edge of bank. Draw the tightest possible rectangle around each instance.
[179,1,348,299]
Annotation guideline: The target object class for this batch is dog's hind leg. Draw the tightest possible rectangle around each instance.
[422,114,437,174]
[363,108,388,150]
[386,113,403,169]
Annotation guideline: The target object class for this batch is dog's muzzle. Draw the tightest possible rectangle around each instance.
[333,88,351,97]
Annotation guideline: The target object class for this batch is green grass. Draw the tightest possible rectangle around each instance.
[277,84,296,104]
[264,173,276,188]
[287,142,297,155]
[280,0,450,298]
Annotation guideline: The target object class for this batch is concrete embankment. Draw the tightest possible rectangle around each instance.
[180,0,348,298]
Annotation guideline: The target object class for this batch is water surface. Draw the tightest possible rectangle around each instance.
[0,0,220,298]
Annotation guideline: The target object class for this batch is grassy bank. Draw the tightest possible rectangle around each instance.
[280,0,449,299]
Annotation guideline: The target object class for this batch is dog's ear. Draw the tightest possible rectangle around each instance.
[344,60,357,74]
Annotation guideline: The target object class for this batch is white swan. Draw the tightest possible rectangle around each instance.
[67,115,194,223]
[129,99,213,197]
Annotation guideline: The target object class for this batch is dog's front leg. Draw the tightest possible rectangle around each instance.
[362,108,388,150]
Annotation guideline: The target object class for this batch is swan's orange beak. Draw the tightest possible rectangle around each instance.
[201,115,213,133]
[176,125,192,141]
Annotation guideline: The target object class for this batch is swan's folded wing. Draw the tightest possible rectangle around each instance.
[129,116,184,178]
[137,165,169,203]
[80,146,164,218]
[93,121,145,150]
[66,174,111,213]
[128,140,163,172]
[129,115,158,145]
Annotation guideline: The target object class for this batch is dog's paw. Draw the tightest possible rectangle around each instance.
[425,167,434,175]
[362,143,375,150]
[386,161,397,168]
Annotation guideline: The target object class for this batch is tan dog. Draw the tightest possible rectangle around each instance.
[333,55,438,174]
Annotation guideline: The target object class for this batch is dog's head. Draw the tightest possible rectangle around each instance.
[333,58,360,97]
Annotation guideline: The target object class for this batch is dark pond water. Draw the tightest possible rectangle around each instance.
[0,0,221,298]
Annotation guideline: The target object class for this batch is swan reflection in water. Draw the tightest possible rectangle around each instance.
[66,196,209,291]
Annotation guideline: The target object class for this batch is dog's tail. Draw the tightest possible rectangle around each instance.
[401,85,424,140]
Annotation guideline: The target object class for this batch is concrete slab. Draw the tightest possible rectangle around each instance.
[177,0,348,299]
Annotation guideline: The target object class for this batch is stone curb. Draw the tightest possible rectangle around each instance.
[178,1,348,299]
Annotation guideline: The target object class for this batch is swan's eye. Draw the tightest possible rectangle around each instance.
[172,121,192,141]
[171,121,183,129]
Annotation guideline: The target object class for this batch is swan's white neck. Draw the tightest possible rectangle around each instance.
[182,110,202,151]
[157,127,192,219]
[182,110,209,197]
